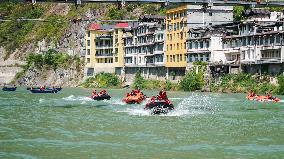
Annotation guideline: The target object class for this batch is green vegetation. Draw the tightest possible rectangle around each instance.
[34,15,68,43]
[180,70,205,91]
[210,73,277,94]
[132,70,179,91]
[0,2,44,58]
[276,75,284,95]
[14,49,81,80]
[105,4,165,20]
[81,72,121,88]
[133,70,147,89]
[233,5,284,21]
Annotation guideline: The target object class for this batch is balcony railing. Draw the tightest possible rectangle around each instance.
[96,35,113,39]
[95,45,113,49]
[95,53,113,58]
[257,57,281,64]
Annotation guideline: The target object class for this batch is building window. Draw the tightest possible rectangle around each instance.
[177,54,179,62]
[194,41,198,49]
[265,37,268,45]
[242,38,246,46]
[170,55,172,62]
[87,49,90,55]
[276,35,280,43]
[87,40,90,46]
[173,55,175,62]
[170,44,172,50]
[189,42,192,49]
[167,55,169,62]
[87,31,90,37]
[260,38,263,45]
[180,54,182,61]
[270,36,274,44]
[115,57,118,62]
[177,43,179,50]
[209,12,212,16]
[87,58,90,63]
[200,41,203,48]
[189,54,192,62]
[184,42,186,49]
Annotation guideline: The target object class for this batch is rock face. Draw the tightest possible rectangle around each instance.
[0,3,106,86]
[18,66,84,87]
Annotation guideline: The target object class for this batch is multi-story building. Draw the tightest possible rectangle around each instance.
[123,15,166,82]
[84,23,128,77]
[85,23,114,76]
[113,23,129,75]
[166,5,233,79]
[186,9,284,76]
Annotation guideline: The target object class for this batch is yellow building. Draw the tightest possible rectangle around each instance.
[113,23,129,75]
[85,23,128,77]
[85,23,114,76]
[165,5,188,68]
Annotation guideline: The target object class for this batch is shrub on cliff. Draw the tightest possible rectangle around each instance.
[180,70,204,91]
[0,2,44,58]
[81,72,121,88]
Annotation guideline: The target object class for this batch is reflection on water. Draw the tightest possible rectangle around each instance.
[0,88,284,158]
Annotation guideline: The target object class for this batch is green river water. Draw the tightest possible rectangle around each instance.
[0,88,284,159]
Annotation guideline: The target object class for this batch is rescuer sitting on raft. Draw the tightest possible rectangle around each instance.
[247,90,257,99]
[157,89,168,101]
[266,92,277,100]
[91,90,97,98]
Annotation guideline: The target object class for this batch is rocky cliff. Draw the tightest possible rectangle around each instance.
[0,2,163,86]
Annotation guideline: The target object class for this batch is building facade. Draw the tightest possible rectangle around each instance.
[186,9,284,76]
[165,5,233,79]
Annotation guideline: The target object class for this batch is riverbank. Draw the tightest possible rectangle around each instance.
[81,71,284,95]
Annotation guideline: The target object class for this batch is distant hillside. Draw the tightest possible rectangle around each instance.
[0,1,165,86]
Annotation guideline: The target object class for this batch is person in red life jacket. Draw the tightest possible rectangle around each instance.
[92,90,97,98]
[161,89,168,100]
[40,85,45,91]
[266,92,273,100]
[157,89,168,101]
[131,90,136,96]
[150,96,156,103]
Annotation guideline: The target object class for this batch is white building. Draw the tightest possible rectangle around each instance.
[187,9,284,75]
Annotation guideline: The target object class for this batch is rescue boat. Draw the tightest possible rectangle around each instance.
[123,93,146,104]
[246,95,280,103]
[144,99,174,115]
[92,94,111,101]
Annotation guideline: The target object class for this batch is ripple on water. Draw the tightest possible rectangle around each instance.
[117,93,219,117]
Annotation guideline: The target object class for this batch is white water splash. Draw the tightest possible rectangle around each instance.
[39,98,44,103]
[118,93,218,117]
[117,106,151,116]
[105,98,126,106]
[62,95,93,102]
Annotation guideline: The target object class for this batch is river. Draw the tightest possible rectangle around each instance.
[0,88,284,158]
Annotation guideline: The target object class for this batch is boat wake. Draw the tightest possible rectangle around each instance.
[62,95,93,102]
[118,93,219,117]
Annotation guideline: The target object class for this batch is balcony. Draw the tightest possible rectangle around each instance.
[95,53,113,58]
[154,38,164,43]
[187,48,210,54]
[95,35,112,39]
[153,50,164,55]
[256,57,281,64]
[95,45,113,49]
